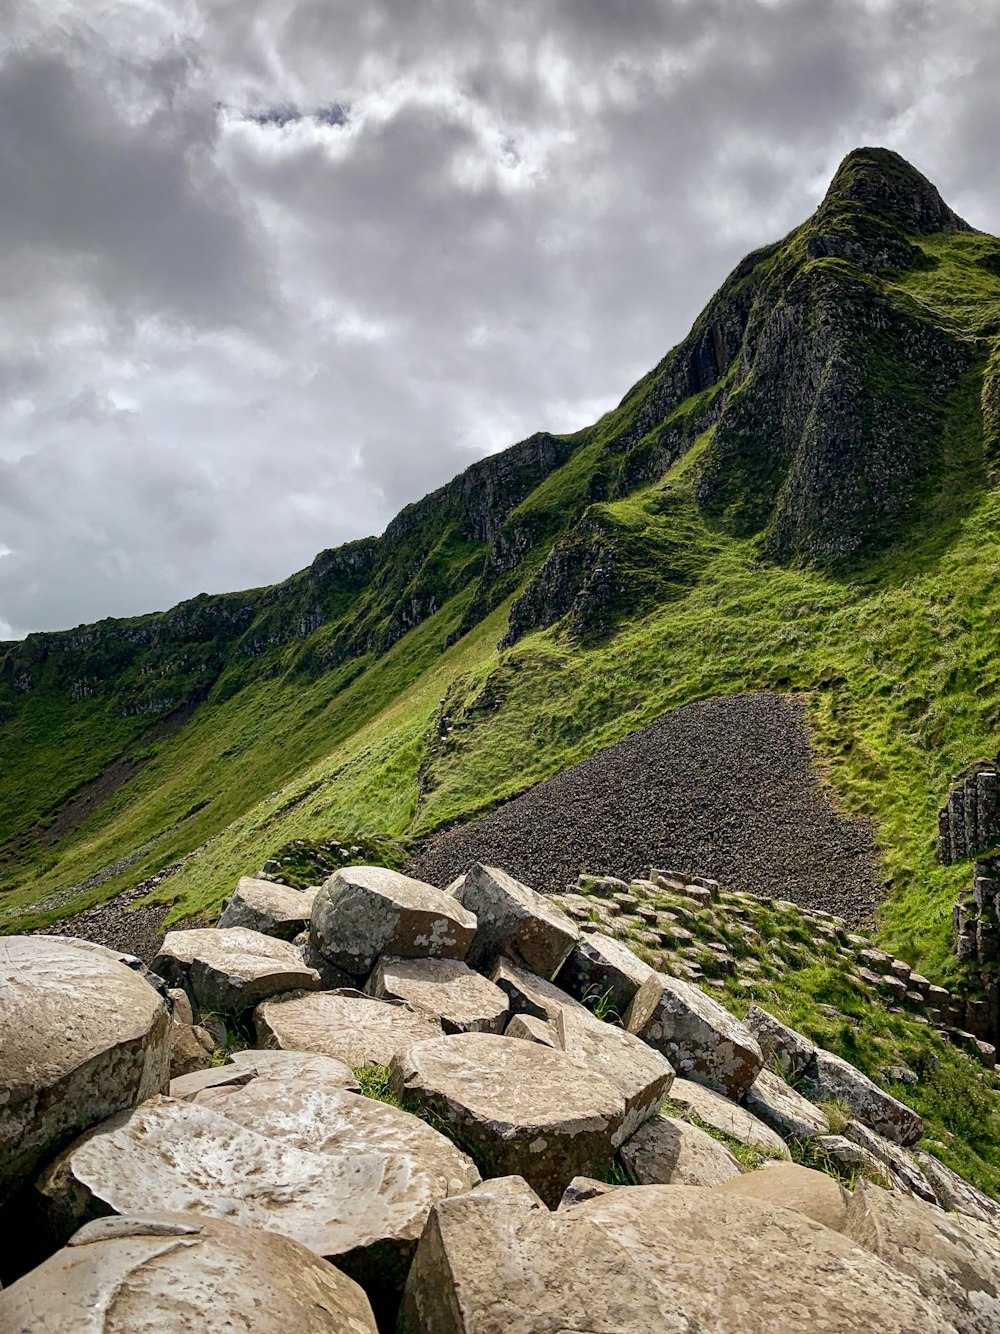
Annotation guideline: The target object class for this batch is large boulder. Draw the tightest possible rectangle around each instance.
[913,1149,1000,1224]
[626,973,763,1099]
[35,1082,478,1299]
[845,1179,1000,1333]
[153,927,320,1014]
[803,1046,923,1146]
[0,1212,378,1333]
[556,931,657,1015]
[491,961,673,1143]
[366,956,509,1034]
[170,1049,359,1100]
[218,877,317,940]
[0,935,170,1209]
[310,865,476,980]
[451,863,579,977]
[715,1163,850,1232]
[744,1066,830,1140]
[667,1076,789,1158]
[255,990,443,1067]
[619,1115,743,1187]
[390,1032,626,1206]
[843,1120,937,1202]
[743,1006,816,1081]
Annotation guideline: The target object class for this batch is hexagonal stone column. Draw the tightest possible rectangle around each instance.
[154,927,320,1013]
[366,957,509,1033]
[451,863,579,977]
[218,877,317,940]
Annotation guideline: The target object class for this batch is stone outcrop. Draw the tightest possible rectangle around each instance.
[310,865,477,980]
[365,956,509,1034]
[217,876,317,940]
[0,935,170,1208]
[0,1212,379,1333]
[255,989,443,1067]
[153,927,320,1013]
[450,862,579,977]
[556,929,657,1014]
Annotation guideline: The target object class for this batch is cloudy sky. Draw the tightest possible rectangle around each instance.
[0,0,997,638]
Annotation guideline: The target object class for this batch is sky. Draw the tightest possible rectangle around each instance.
[1,0,998,638]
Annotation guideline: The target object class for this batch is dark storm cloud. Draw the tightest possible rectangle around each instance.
[0,0,997,638]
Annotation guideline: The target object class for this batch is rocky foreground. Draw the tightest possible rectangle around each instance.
[2,862,1000,1331]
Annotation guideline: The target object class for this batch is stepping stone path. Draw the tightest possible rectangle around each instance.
[366,956,509,1033]
[310,865,476,980]
[255,989,444,1067]
[153,927,320,1013]
[390,1032,626,1205]
[0,1212,379,1333]
[0,935,171,1208]
[218,876,317,940]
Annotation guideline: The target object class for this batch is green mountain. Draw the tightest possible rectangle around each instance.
[3,146,1000,993]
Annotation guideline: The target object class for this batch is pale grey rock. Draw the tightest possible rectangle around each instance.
[168,1021,216,1079]
[556,931,657,1015]
[804,1046,923,1146]
[557,1176,622,1209]
[813,1135,894,1185]
[913,1149,1000,1224]
[845,1179,1000,1333]
[626,973,763,1099]
[844,1120,937,1202]
[390,1032,626,1206]
[35,1085,478,1294]
[666,1076,789,1157]
[505,1012,562,1046]
[490,960,674,1144]
[153,927,321,1013]
[743,1005,816,1081]
[620,1114,742,1187]
[218,877,317,941]
[310,865,476,980]
[0,935,170,1209]
[366,956,509,1034]
[170,1050,358,1100]
[255,990,443,1068]
[168,987,194,1025]
[0,1210,378,1332]
[715,1163,850,1231]
[745,1066,830,1140]
[32,934,171,1002]
[451,862,579,977]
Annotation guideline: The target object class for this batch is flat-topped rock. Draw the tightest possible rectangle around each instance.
[715,1163,850,1232]
[154,927,320,1013]
[845,1179,1000,1333]
[451,863,579,977]
[556,931,657,1014]
[366,956,509,1034]
[0,1212,378,1333]
[668,1076,789,1157]
[491,960,673,1144]
[35,1086,478,1297]
[626,973,763,1099]
[505,1012,562,1045]
[255,990,443,1068]
[0,935,170,1209]
[620,1115,742,1187]
[218,877,317,940]
[170,1049,358,1100]
[745,1066,830,1140]
[390,1032,626,1206]
[804,1046,923,1146]
[310,865,476,980]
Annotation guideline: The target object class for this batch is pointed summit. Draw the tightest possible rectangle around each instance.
[820,146,972,235]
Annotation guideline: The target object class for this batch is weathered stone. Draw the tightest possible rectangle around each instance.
[154,927,320,1013]
[32,934,171,1002]
[505,1012,562,1046]
[572,1185,949,1332]
[626,973,763,1099]
[490,960,674,1143]
[217,877,317,940]
[170,1050,358,1100]
[813,1134,894,1185]
[255,990,443,1068]
[744,1066,830,1140]
[556,931,657,1014]
[389,1032,625,1206]
[913,1149,1000,1224]
[310,865,476,980]
[0,1211,378,1333]
[845,1179,1000,1333]
[743,1005,816,1080]
[844,1120,937,1202]
[36,1084,478,1295]
[667,1076,789,1157]
[715,1163,850,1232]
[803,1046,923,1146]
[168,987,194,1025]
[0,935,170,1209]
[557,1176,621,1209]
[365,956,509,1034]
[451,862,579,977]
[620,1114,742,1187]
[168,1021,216,1079]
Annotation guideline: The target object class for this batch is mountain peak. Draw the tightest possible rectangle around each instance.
[820,146,972,235]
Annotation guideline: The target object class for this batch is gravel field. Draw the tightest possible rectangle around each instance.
[408,692,880,926]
